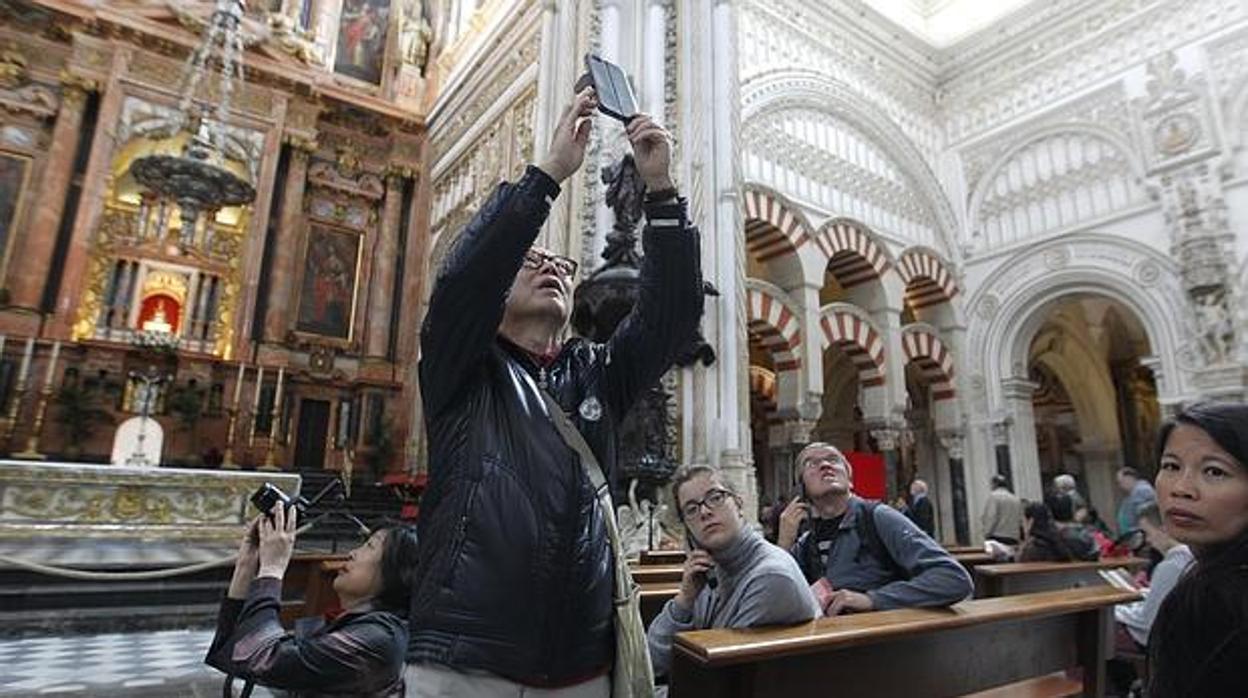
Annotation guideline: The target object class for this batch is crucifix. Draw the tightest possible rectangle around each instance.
[127,366,171,467]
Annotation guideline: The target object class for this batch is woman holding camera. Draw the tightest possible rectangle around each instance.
[206,506,419,697]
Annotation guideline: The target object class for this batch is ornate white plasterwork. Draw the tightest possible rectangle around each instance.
[966,122,1151,253]
[742,108,938,249]
[941,0,1247,144]
[741,69,959,259]
[738,0,943,161]
[965,232,1190,415]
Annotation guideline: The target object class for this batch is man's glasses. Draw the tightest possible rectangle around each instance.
[680,488,733,519]
[523,250,578,279]
[803,454,847,471]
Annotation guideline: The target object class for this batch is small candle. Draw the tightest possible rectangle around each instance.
[251,366,265,415]
[231,362,245,410]
[16,338,33,384]
[273,367,284,412]
[43,341,61,389]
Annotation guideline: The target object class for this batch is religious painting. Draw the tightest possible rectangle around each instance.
[137,294,181,335]
[334,0,391,84]
[296,225,360,339]
[0,153,30,278]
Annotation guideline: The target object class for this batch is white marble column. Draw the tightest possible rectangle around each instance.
[1001,377,1043,501]
[676,0,753,517]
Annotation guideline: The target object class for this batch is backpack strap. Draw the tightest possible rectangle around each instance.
[855,501,908,581]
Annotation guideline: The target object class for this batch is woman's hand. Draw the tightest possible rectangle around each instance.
[257,505,297,580]
[227,516,262,599]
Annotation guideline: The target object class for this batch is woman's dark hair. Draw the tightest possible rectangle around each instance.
[1021,500,1074,562]
[1148,401,1248,697]
[374,523,419,613]
[1045,491,1075,523]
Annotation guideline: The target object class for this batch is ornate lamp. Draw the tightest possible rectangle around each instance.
[128,0,257,252]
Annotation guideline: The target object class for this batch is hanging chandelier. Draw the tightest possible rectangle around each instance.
[129,0,257,252]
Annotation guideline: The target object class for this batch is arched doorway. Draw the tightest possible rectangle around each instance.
[1026,294,1161,529]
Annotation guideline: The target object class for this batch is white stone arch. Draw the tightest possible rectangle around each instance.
[969,234,1189,417]
[967,123,1150,250]
[962,235,1190,506]
[740,69,960,259]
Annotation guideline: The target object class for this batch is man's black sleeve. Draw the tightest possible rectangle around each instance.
[419,166,561,419]
[601,197,704,418]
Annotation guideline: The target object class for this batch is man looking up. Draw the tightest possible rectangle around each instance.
[778,443,972,616]
[406,87,703,697]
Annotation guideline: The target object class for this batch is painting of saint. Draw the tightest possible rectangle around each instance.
[335,0,391,84]
[297,225,360,339]
[0,154,29,276]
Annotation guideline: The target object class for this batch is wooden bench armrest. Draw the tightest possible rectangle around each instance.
[673,586,1139,667]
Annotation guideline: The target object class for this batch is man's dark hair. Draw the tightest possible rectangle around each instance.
[376,524,420,613]
[1117,466,1140,480]
[990,474,1009,490]
[1149,401,1248,697]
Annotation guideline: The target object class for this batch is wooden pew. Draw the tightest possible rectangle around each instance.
[640,581,681,627]
[974,558,1147,598]
[954,551,996,572]
[946,545,986,555]
[640,549,687,566]
[631,565,684,585]
[669,585,1139,698]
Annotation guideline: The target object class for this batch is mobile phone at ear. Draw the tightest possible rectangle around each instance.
[576,53,639,123]
[684,529,717,589]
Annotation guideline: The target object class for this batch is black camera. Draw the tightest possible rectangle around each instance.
[250,482,306,518]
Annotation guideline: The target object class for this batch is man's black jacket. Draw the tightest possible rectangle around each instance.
[408,165,703,685]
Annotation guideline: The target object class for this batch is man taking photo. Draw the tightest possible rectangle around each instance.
[405,87,703,697]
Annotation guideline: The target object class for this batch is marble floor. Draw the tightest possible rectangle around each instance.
[0,630,278,697]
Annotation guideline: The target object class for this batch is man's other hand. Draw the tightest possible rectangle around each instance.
[537,89,597,184]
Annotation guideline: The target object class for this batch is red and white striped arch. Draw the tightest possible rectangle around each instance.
[818,306,886,387]
[743,186,812,264]
[815,220,892,288]
[898,248,959,309]
[901,326,956,401]
[747,284,803,372]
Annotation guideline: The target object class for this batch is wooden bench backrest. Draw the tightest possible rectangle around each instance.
[669,586,1138,698]
[974,557,1146,597]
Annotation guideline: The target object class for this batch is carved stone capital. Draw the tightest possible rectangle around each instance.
[990,420,1012,446]
[938,432,966,460]
[282,132,319,153]
[870,428,900,451]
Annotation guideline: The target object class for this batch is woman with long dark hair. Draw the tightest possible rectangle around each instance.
[1017,493,1098,562]
[1148,401,1248,697]
[206,507,420,697]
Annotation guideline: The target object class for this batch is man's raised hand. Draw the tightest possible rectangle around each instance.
[537,89,598,184]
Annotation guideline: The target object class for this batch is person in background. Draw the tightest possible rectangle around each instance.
[1053,473,1087,511]
[982,474,1023,545]
[1148,402,1248,697]
[1016,496,1098,563]
[1116,466,1158,535]
[646,465,817,679]
[778,443,972,616]
[906,479,936,538]
[206,507,418,698]
[1050,492,1100,561]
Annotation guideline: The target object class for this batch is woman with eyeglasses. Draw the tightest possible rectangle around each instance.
[645,465,818,680]
[1147,401,1248,697]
